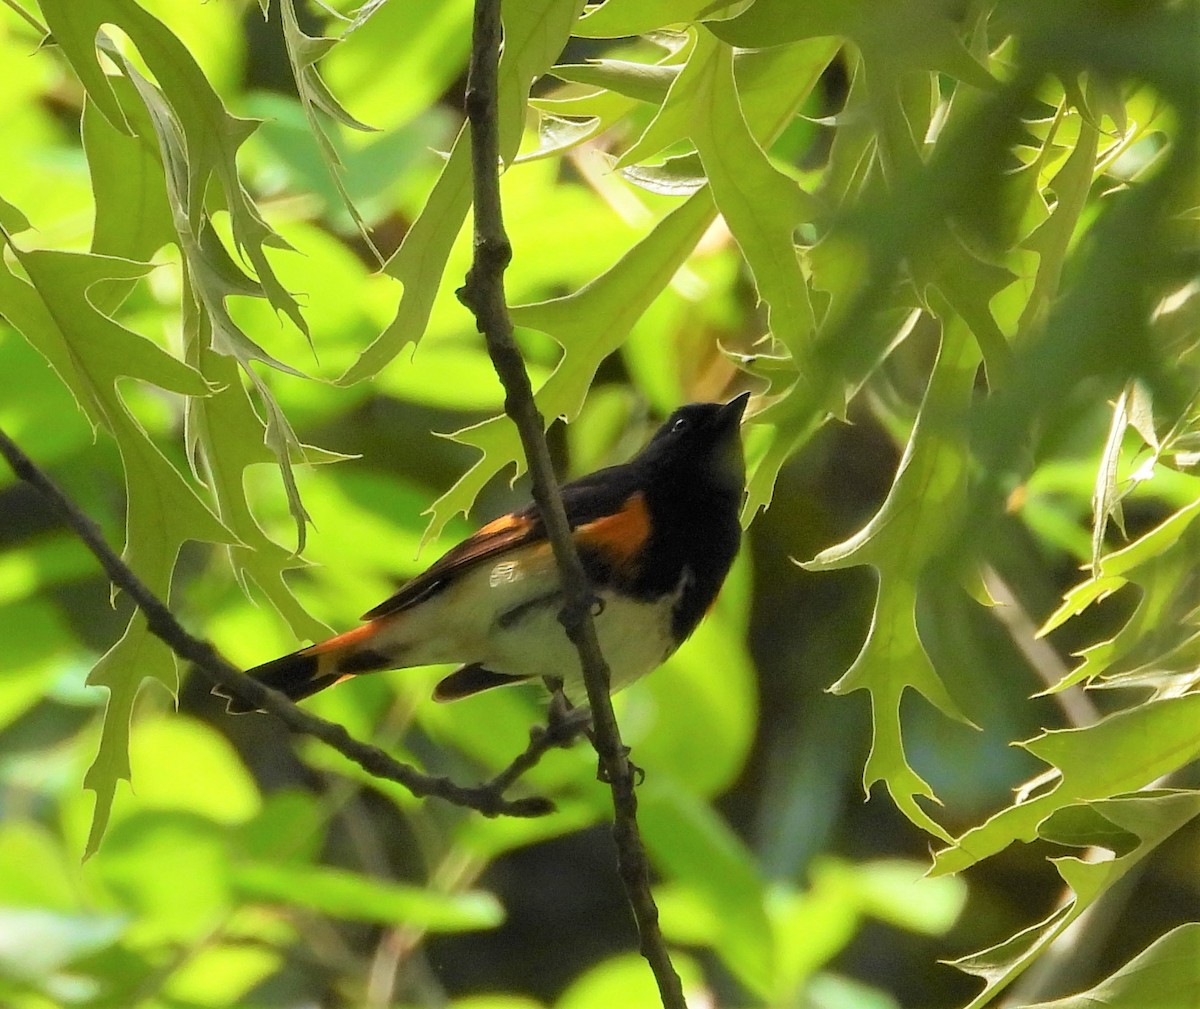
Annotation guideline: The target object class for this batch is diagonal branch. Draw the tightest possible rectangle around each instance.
[0,425,561,820]
[454,2,687,1006]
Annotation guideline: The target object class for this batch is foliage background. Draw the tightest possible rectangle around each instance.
[0,1,1198,1007]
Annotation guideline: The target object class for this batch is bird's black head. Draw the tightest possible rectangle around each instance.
[636,392,749,499]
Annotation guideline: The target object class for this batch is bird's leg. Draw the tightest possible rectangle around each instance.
[587,731,645,786]
[482,679,590,798]
[541,676,642,784]
[541,678,591,745]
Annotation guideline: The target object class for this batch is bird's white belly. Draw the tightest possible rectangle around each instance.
[386,550,679,701]
[485,589,677,701]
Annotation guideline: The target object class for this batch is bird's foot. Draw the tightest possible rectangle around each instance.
[593,743,644,786]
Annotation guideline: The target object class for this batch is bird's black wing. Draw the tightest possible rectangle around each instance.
[360,462,643,620]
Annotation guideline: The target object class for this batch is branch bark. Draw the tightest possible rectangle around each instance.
[0,425,563,820]
[455,3,687,1006]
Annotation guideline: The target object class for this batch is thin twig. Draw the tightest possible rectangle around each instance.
[455,3,688,1006]
[486,689,591,795]
[983,567,1100,726]
[0,425,554,820]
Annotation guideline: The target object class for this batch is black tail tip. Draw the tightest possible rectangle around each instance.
[214,649,331,715]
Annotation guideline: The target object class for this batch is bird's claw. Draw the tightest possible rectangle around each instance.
[594,746,644,786]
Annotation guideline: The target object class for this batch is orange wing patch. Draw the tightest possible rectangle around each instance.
[477,512,531,537]
[575,492,651,571]
[360,511,539,620]
[302,620,382,656]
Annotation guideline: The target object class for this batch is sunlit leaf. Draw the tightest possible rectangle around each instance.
[708,0,994,91]
[424,186,716,537]
[802,323,981,838]
[1013,923,1200,1009]
[40,0,307,334]
[1037,496,1200,694]
[932,701,1200,875]
[573,0,716,38]
[618,30,818,357]
[340,0,585,383]
[92,811,233,943]
[639,784,773,996]
[949,790,1200,1008]
[556,952,704,1009]
[426,36,834,538]
[551,60,679,105]
[123,715,261,826]
[232,861,504,931]
[273,0,379,254]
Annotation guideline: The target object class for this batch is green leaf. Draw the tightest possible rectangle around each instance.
[708,0,995,92]
[274,1,373,133]
[1092,386,1131,573]
[81,94,174,269]
[236,789,325,865]
[932,698,1200,875]
[551,60,679,105]
[0,193,32,234]
[525,84,640,162]
[0,823,83,911]
[1037,496,1200,694]
[557,953,704,1009]
[93,811,233,943]
[82,620,177,858]
[618,29,818,358]
[424,186,716,538]
[185,348,332,642]
[232,861,504,931]
[340,0,585,383]
[573,0,716,38]
[375,341,551,411]
[639,784,774,996]
[273,0,380,255]
[426,38,834,539]
[1017,113,1100,336]
[74,37,330,552]
[0,242,239,857]
[765,858,965,999]
[948,791,1200,1008]
[40,0,307,335]
[847,859,966,936]
[801,322,981,838]
[455,802,600,863]
[123,715,261,826]
[620,152,708,196]
[162,941,281,1008]
[1013,923,1200,1009]
[323,0,472,134]
[1036,803,1140,858]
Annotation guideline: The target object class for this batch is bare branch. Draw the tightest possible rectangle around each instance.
[455,3,688,1006]
[0,425,556,820]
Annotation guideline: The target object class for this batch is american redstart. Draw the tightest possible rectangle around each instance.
[220,393,749,712]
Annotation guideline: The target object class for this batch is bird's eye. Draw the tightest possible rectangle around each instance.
[672,417,690,434]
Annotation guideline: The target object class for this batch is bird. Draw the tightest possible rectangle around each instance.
[219,393,749,713]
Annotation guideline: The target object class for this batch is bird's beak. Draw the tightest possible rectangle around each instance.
[717,391,751,430]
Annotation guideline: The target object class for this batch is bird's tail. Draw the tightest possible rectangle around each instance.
[218,621,394,714]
